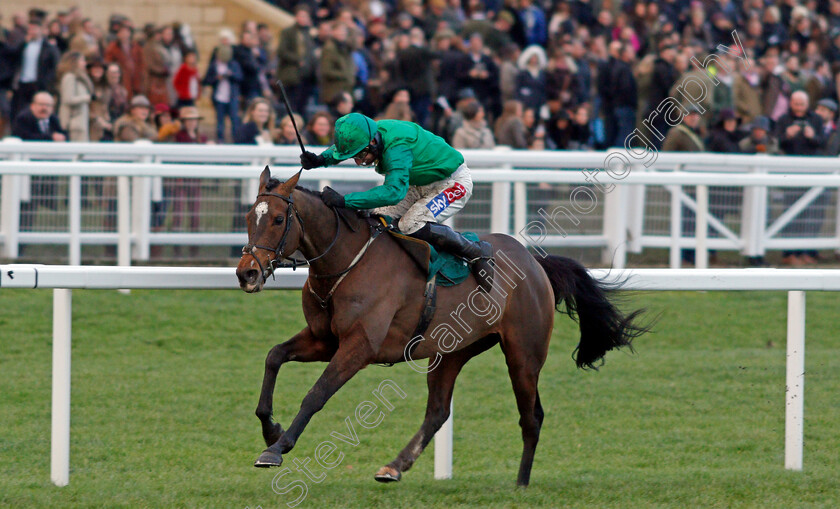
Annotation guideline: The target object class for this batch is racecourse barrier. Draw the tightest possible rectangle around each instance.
[0,265,832,486]
[3,140,840,268]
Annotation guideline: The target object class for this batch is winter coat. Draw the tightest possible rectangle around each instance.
[16,38,61,92]
[738,135,780,154]
[143,40,172,106]
[276,24,316,86]
[12,109,66,140]
[733,73,763,125]
[173,64,201,102]
[775,111,825,155]
[707,127,743,153]
[202,53,243,105]
[104,40,145,98]
[495,115,529,149]
[452,119,496,149]
[58,71,93,141]
[662,124,705,152]
[234,44,262,100]
[515,69,547,112]
[319,38,355,104]
[113,114,157,142]
[395,45,435,98]
[603,57,637,109]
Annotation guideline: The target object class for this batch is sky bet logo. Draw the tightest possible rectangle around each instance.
[426,183,466,217]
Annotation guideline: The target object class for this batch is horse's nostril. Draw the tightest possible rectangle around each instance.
[245,269,259,283]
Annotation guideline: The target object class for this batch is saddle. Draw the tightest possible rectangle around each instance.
[367,216,475,287]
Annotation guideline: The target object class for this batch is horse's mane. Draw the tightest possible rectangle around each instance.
[265,178,324,198]
[265,178,366,224]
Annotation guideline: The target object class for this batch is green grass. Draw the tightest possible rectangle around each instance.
[1,289,839,508]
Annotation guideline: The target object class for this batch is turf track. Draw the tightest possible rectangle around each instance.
[1,288,839,508]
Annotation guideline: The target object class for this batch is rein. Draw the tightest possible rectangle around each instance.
[242,190,383,306]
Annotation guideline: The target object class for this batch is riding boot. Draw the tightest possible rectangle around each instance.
[411,222,494,292]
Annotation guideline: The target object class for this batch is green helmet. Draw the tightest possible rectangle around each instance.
[332,113,377,160]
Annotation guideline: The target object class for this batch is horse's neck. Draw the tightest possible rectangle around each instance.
[295,191,367,274]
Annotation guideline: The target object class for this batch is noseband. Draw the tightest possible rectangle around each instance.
[241,191,340,281]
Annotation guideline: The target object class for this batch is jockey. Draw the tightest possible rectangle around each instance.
[300,112,494,292]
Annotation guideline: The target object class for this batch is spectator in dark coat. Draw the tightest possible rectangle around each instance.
[776,91,825,156]
[276,5,316,116]
[234,30,263,102]
[775,91,827,266]
[707,109,743,153]
[514,45,547,113]
[234,97,275,144]
[546,109,572,149]
[431,28,464,107]
[458,33,500,119]
[601,42,637,147]
[393,30,435,128]
[564,39,591,105]
[815,98,840,155]
[11,19,60,119]
[319,22,356,107]
[0,25,20,134]
[13,91,66,230]
[12,91,66,141]
[645,40,679,149]
[567,105,592,150]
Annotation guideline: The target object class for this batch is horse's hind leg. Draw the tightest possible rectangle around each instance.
[256,327,336,447]
[499,327,550,487]
[375,334,499,483]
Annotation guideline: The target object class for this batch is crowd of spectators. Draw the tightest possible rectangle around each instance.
[4,1,840,263]
[6,1,840,154]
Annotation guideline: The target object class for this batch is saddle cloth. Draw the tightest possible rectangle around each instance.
[373,217,475,287]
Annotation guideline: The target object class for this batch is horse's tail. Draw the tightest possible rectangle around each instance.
[534,255,651,370]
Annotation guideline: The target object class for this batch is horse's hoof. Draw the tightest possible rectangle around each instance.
[254,450,283,468]
[374,465,401,483]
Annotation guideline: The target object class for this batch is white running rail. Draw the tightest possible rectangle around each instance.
[1,265,832,485]
[3,140,840,268]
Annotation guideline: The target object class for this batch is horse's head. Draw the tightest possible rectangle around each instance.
[236,166,303,293]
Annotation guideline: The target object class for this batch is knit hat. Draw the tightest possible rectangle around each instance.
[817,98,838,112]
[751,116,771,132]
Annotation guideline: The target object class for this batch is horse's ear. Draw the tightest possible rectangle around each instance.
[259,165,271,189]
[279,169,303,195]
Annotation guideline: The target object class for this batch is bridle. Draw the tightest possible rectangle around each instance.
[241,190,341,281]
[241,188,387,307]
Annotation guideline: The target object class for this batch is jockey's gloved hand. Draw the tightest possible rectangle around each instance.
[321,186,346,208]
[300,151,326,170]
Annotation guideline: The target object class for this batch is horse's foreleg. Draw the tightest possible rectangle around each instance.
[256,327,336,447]
[255,330,373,467]
[375,334,499,482]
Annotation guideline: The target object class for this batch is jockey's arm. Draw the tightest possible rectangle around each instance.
[316,146,342,167]
[344,168,409,209]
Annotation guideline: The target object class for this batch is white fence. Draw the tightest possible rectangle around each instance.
[2,140,840,268]
[1,265,832,486]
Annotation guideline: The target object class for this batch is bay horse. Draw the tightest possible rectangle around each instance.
[235,166,650,486]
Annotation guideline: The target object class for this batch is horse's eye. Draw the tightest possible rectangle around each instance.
[274,216,285,225]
